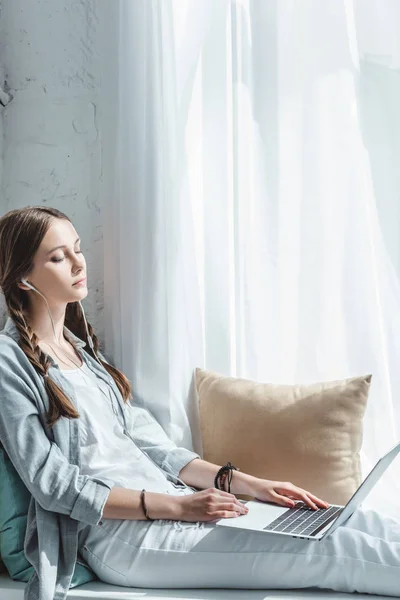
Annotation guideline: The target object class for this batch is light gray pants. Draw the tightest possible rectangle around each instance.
[78,488,400,597]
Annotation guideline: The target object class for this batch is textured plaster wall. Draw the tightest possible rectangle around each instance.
[0,0,7,324]
[0,0,106,344]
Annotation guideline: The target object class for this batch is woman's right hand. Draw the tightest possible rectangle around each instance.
[175,488,249,522]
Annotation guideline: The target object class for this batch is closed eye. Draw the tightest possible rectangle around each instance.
[51,251,83,263]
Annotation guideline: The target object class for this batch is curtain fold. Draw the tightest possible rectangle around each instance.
[103,0,400,518]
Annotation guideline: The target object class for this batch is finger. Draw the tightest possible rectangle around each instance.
[221,501,248,515]
[306,493,330,508]
[275,487,319,510]
[296,493,319,510]
[270,491,296,508]
[288,489,329,509]
[212,510,243,520]
[294,492,319,510]
[214,489,244,508]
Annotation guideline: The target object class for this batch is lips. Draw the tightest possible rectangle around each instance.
[73,277,86,286]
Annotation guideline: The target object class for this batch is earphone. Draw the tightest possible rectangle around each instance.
[21,277,98,354]
[20,277,195,490]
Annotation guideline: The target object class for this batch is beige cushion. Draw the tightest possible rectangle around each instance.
[195,368,372,505]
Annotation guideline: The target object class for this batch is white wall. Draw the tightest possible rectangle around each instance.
[2,0,400,343]
[0,0,7,324]
[0,0,107,343]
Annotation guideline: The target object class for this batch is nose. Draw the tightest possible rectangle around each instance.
[73,253,85,273]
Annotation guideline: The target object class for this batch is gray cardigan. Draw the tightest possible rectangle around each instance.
[0,316,200,600]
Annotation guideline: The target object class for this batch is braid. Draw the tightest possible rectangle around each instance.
[0,205,132,429]
[8,297,50,379]
[66,302,133,403]
[6,297,80,429]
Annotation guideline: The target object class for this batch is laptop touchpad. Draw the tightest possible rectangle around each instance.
[216,500,288,531]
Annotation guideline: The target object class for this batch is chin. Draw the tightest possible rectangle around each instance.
[70,286,88,298]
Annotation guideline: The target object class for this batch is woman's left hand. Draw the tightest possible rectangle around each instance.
[249,478,330,511]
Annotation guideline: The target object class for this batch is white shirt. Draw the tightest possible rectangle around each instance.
[62,361,185,496]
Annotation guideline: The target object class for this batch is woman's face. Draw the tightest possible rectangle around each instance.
[21,218,88,305]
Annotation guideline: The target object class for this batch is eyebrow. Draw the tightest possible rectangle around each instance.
[46,237,80,255]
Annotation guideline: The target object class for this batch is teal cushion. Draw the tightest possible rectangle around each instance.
[0,445,98,587]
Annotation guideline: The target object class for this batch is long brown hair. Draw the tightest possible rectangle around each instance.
[0,205,133,428]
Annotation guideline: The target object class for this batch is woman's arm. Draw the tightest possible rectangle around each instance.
[178,460,329,510]
[178,458,259,495]
[102,487,181,520]
[96,349,202,482]
[0,343,114,526]
[125,401,201,481]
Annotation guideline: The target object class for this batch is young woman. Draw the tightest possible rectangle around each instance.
[0,205,399,600]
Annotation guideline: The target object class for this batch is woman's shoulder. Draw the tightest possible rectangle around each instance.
[0,334,42,405]
[0,331,22,356]
[0,332,35,374]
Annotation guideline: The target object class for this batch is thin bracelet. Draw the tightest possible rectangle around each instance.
[140,489,154,521]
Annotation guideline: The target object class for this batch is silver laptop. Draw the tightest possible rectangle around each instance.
[215,440,400,541]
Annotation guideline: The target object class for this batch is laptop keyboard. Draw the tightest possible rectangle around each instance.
[263,501,343,537]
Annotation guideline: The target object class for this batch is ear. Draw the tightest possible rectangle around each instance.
[18,280,31,291]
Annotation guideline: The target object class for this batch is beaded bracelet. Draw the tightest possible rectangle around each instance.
[214,462,239,493]
[140,489,154,521]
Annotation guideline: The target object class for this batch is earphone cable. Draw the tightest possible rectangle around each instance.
[20,279,195,491]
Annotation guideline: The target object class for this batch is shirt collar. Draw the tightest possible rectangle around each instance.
[3,315,87,349]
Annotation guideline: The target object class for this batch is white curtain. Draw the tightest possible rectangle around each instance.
[102,0,400,519]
